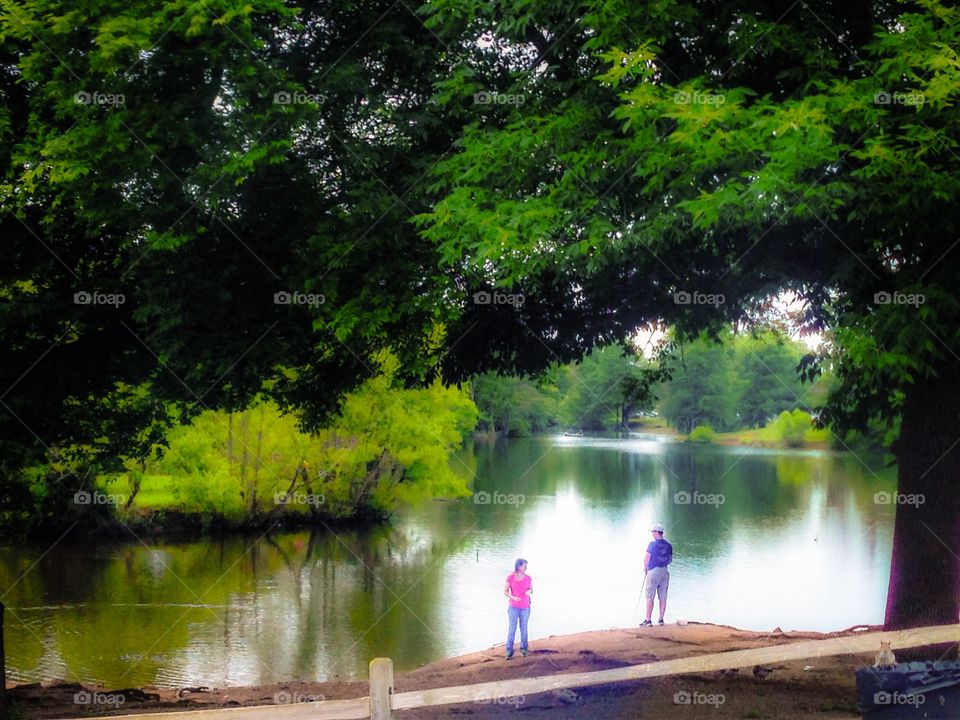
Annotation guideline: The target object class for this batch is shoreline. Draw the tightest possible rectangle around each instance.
[0,511,390,543]
[7,622,878,719]
[580,423,844,451]
[5,431,872,541]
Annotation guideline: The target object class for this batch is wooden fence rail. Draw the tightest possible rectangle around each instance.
[60,623,959,720]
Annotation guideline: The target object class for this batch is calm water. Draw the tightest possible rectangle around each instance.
[1,434,896,688]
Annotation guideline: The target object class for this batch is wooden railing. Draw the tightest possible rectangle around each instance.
[55,623,960,719]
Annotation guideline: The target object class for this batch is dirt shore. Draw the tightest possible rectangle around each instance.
[8,622,878,719]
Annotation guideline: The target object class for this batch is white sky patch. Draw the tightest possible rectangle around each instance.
[631,291,825,358]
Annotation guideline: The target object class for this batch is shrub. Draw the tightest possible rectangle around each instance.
[769,409,812,448]
[689,424,716,443]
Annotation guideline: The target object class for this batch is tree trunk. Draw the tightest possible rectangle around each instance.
[125,461,144,510]
[239,412,251,515]
[884,372,960,640]
[226,412,234,464]
[251,406,265,517]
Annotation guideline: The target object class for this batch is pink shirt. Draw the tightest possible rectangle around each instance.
[505,572,532,609]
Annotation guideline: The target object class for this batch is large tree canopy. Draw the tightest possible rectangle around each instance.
[0,0,464,487]
[415,0,960,631]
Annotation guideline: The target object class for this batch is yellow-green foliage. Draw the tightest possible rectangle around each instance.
[688,424,716,443]
[110,374,477,522]
[765,409,819,448]
[318,375,478,514]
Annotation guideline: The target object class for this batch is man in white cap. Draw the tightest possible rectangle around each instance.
[641,522,672,626]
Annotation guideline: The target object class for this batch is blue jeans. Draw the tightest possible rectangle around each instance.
[506,606,530,654]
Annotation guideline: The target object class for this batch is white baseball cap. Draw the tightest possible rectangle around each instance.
[651,523,665,533]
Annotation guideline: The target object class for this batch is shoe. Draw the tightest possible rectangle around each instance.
[640,620,652,627]
[658,618,665,625]
[521,649,528,657]
[505,651,514,660]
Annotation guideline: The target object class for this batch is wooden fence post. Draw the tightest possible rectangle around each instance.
[1,600,5,712]
[369,657,393,720]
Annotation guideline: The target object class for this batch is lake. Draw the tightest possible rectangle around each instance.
[0,433,896,689]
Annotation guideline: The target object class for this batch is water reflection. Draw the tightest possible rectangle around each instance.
[1,434,896,688]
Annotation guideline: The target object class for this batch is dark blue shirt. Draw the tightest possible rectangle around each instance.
[647,538,673,569]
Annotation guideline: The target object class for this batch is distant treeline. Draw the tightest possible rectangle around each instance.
[470,329,850,441]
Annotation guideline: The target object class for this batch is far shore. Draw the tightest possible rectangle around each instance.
[473,420,842,451]
[632,418,836,449]
[8,622,879,719]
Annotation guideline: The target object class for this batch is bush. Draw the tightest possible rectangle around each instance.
[99,371,479,527]
[768,409,812,448]
[689,424,716,443]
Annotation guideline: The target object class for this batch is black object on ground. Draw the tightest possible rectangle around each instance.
[856,660,960,719]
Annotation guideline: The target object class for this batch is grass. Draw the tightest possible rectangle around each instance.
[629,416,678,433]
[708,426,832,448]
[98,474,182,510]
[631,414,831,448]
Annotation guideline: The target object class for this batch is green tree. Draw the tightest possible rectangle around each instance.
[120,369,478,523]
[0,0,461,524]
[658,334,738,433]
[470,372,559,436]
[559,346,653,430]
[732,332,807,428]
[416,0,960,631]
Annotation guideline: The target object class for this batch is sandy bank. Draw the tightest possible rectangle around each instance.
[9,622,880,719]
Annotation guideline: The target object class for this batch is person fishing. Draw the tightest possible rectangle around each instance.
[641,523,673,626]
[503,558,532,658]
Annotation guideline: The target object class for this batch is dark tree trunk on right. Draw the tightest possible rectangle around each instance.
[884,371,960,651]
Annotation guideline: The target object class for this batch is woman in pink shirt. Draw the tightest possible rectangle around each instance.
[503,558,532,659]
